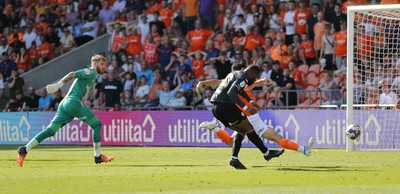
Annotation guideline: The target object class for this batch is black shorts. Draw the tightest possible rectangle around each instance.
[212,102,246,127]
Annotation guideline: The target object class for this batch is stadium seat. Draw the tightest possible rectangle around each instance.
[298,64,309,75]
[306,73,319,87]
[298,90,308,103]
[308,64,322,76]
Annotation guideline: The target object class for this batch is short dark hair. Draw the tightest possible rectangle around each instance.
[245,65,261,74]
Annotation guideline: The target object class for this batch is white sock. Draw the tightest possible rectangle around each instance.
[247,113,269,137]
[26,139,39,152]
[297,146,305,154]
[231,156,238,159]
[93,142,101,157]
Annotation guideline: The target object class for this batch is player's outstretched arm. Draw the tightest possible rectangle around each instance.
[245,77,271,90]
[46,72,76,94]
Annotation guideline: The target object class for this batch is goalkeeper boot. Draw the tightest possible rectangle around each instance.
[95,154,115,164]
[17,146,27,167]
[199,118,218,131]
[229,158,247,170]
[264,149,285,161]
[304,137,314,156]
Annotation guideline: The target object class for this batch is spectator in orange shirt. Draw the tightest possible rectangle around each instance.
[270,36,288,63]
[188,50,207,80]
[187,19,213,51]
[288,60,306,89]
[313,11,329,60]
[159,0,174,28]
[294,0,311,35]
[141,34,160,67]
[300,33,316,66]
[126,26,142,57]
[37,35,53,65]
[147,0,162,14]
[182,0,199,31]
[34,14,50,33]
[342,0,359,14]
[244,26,264,51]
[333,20,347,70]
[8,25,24,45]
[28,41,39,69]
[233,28,247,47]
[16,47,30,74]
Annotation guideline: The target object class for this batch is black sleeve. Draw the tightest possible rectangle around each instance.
[227,78,251,109]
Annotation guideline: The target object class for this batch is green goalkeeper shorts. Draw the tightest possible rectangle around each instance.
[49,98,98,129]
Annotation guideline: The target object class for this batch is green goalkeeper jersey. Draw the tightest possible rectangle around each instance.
[64,67,96,100]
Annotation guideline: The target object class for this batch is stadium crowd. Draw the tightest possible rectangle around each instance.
[1,0,399,112]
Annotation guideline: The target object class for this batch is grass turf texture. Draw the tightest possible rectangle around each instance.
[1,146,400,194]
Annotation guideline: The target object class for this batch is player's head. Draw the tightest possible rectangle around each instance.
[91,54,107,74]
[244,65,261,85]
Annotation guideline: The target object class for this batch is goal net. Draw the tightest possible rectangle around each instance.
[347,5,400,151]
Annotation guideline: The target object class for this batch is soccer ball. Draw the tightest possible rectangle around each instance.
[346,124,361,140]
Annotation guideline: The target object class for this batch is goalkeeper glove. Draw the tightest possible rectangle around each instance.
[46,81,63,94]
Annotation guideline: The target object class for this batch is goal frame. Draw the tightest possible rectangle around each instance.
[346,4,400,151]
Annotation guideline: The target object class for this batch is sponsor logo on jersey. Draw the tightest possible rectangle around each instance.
[239,81,246,88]
[84,69,91,75]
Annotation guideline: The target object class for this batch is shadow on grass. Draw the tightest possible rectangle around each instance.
[252,165,373,172]
[2,159,79,162]
[115,164,223,167]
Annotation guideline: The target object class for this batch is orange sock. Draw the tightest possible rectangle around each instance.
[278,138,299,151]
[215,129,232,145]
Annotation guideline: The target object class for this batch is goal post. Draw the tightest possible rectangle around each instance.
[346,5,400,151]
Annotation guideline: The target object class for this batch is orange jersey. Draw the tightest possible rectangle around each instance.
[17,54,30,71]
[236,89,256,116]
[37,42,54,60]
[291,68,306,88]
[160,8,174,27]
[301,40,316,58]
[270,44,288,62]
[182,0,198,16]
[294,8,311,35]
[126,34,142,56]
[8,32,24,44]
[187,29,213,51]
[233,36,247,46]
[28,48,38,61]
[34,22,50,32]
[334,30,347,57]
[342,1,359,14]
[313,21,329,50]
[192,58,205,79]
[244,33,265,51]
[144,33,162,44]
[147,3,162,14]
[173,0,182,11]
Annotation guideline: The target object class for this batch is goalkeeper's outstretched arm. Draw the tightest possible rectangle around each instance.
[46,72,76,94]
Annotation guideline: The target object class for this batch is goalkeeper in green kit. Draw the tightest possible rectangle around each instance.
[17,54,114,167]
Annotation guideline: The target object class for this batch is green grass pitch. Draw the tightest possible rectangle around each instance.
[1,146,400,194]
